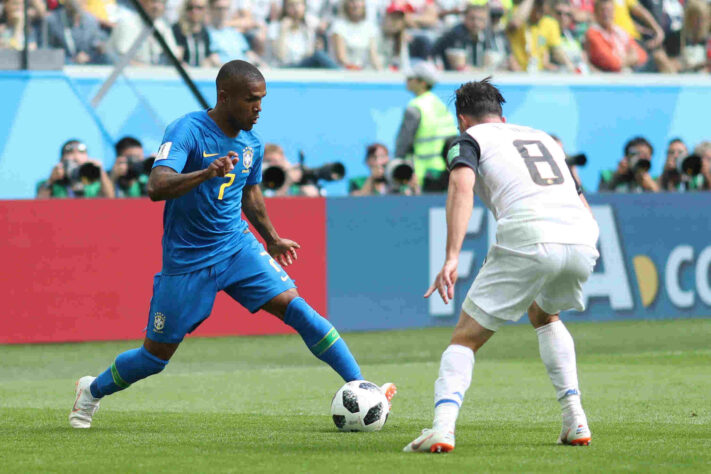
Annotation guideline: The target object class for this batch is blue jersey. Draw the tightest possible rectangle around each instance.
[152,110,263,275]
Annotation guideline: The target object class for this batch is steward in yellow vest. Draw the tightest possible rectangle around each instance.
[394,62,458,189]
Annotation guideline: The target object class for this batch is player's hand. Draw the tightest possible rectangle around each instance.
[424,258,458,304]
[207,152,239,179]
[267,238,300,267]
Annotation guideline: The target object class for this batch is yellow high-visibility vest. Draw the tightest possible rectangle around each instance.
[409,91,458,185]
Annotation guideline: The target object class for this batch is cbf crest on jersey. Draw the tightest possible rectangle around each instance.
[242,147,253,170]
[153,312,166,333]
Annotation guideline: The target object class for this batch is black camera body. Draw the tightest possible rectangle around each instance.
[627,150,651,174]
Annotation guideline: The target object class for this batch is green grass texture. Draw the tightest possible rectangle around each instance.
[1,318,710,473]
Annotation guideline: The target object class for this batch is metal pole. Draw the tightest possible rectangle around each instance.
[128,0,209,109]
[22,0,30,69]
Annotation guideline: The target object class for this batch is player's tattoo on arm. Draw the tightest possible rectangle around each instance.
[147,165,211,201]
[241,184,280,245]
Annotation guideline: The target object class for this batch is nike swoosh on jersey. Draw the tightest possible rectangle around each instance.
[203,151,219,157]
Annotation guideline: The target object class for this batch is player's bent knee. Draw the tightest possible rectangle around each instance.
[262,288,300,319]
[143,337,180,361]
[528,302,559,329]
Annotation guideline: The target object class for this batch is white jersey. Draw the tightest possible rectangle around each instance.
[462,122,598,248]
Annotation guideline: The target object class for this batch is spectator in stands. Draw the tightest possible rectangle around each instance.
[349,143,420,195]
[207,0,255,64]
[269,0,337,68]
[260,143,320,197]
[402,0,439,31]
[394,61,457,188]
[107,0,180,65]
[84,0,118,30]
[46,0,108,64]
[381,1,432,70]
[586,0,648,71]
[570,0,594,24]
[330,0,383,69]
[639,0,683,71]
[110,136,152,198]
[432,2,513,71]
[172,0,220,66]
[551,0,590,73]
[506,0,575,72]
[228,0,277,56]
[679,0,711,73]
[37,140,115,199]
[0,0,40,51]
[612,0,670,72]
[657,137,687,191]
[598,136,659,192]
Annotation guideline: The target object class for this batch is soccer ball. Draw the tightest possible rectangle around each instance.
[330,380,389,432]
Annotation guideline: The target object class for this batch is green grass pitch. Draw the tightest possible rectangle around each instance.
[1,318,710,473]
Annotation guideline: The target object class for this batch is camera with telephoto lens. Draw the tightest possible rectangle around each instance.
[298,162,346,185]
[60,159,102,196]
[627,150,651,174]
[680,154,702,177]
[384,158,414,188]
[565,153,587,167]
[262,165,287,190]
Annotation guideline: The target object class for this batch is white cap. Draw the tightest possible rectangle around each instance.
[405,61,439,86]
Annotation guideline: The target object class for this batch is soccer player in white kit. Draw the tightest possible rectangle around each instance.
[403,78,600,453]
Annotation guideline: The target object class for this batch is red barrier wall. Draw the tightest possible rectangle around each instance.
[0,198,326,344]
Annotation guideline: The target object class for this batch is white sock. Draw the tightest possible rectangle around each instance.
[432,344,474,434]
[536,320,585,422]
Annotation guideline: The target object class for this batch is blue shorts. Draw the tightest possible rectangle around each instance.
[146,233,296,343]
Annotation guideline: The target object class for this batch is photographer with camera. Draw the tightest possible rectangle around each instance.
[657,138,688,191]
[598,136,659,193]
[550,134,586,192]
[260,143,320,197]
[682,141,711,191]
[37,140,115,199]
[110,136,154,198]
[349,143,420,196]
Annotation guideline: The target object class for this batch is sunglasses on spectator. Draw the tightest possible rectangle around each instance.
[62,142,87,154]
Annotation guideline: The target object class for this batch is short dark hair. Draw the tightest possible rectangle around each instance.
[115,136,143,157]
[668,137,685,147]
[624,136,653,156]
[365,143,387,161]
[216,60,264,92]
[454,77,505,120]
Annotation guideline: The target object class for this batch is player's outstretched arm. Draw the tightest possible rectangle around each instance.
[425,166,476,303]
[242,184,300,266]
[147,153,238,201]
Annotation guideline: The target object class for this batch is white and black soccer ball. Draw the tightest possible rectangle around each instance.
[330,380,389,432]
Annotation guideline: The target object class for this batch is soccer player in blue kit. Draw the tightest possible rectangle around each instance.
[69,60,395,428]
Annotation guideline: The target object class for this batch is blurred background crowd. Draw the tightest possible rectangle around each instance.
[2,0,710,73]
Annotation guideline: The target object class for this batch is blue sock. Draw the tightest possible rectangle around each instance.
[284,297,362,382]
[90,346,169,398]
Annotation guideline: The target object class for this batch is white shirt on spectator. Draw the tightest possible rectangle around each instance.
[330,17,379,68]
[107,9,179,64]
[232,0,275,24]
[267,15,319,65]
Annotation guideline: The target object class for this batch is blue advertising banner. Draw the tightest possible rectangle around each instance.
[326,194,711,331]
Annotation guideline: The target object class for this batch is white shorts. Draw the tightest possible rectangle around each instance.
[462,243,599,331]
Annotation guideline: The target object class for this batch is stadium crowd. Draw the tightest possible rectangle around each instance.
[1,0,710,73]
